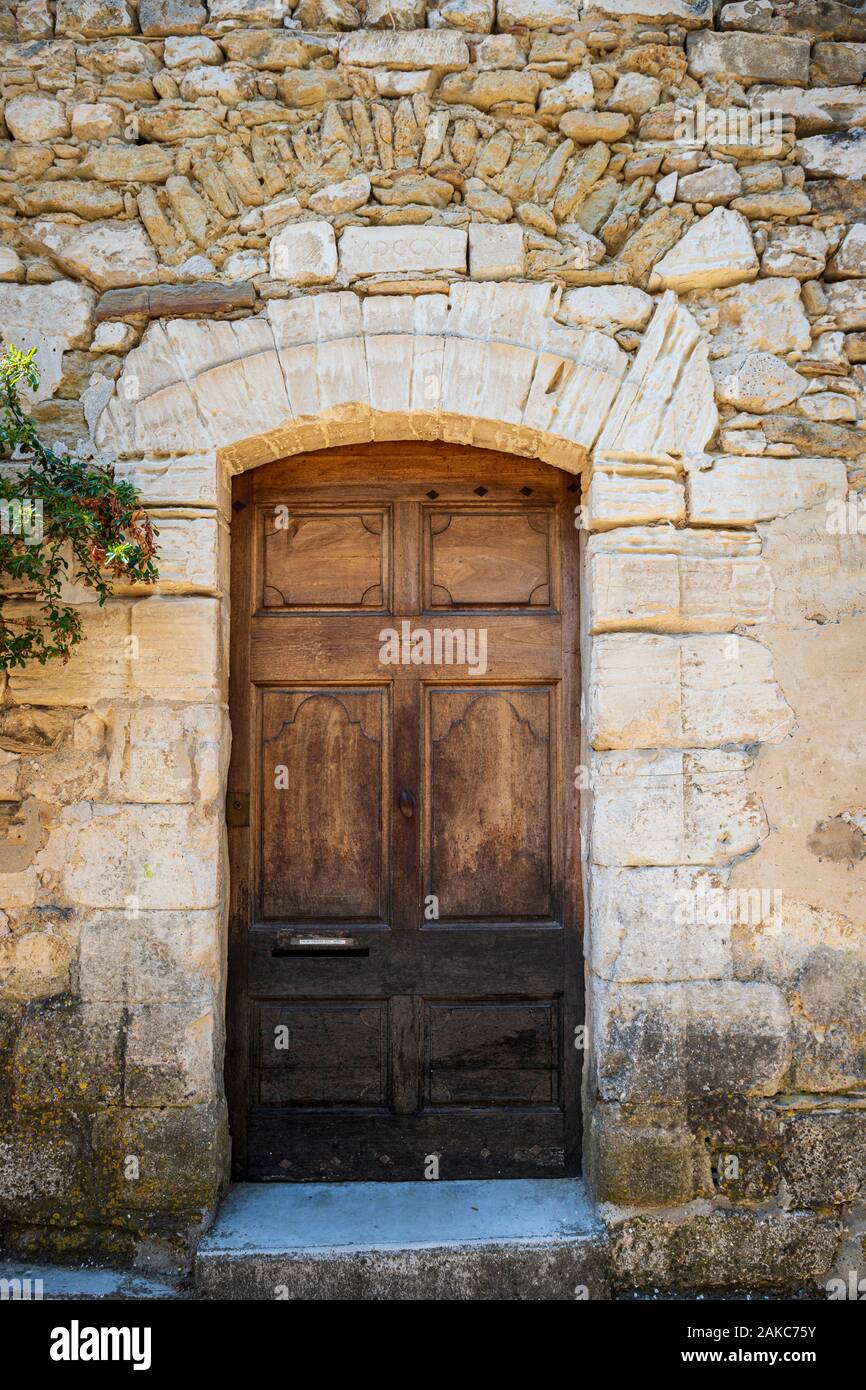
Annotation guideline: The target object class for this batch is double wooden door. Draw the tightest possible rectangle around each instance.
[227,442,582,1180]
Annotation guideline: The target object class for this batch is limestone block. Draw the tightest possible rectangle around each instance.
[4,94,70,142]
[91,1101,227,1215]
[650,208,758,294]
[522,332,628,462]
[114,510,227,596]
[56,0,136,37]
[124,1003,215,1105]
[13,1001,124,1107]
[309,174,371,216]
[339,225,467,276]
[364,330,444,439]
[25,219,159,292]
[586,463,685,530]
[827,222,866,279]
[590,1107,701,1208]
[139,0,208,35]
[338,30,470,70]
[163,35,222,65]
[0,247,24,282]
[596,291,718,461]
[588,633,794,750]
[0,928,72,1002]
[590,749,767,867]
[537,70,594,120]
[711,352,807,413]
[826,281,866,330]
[687,456,848,525]
[130,597,224,703]
[781,1110,866,1207]
[0,1118,85,1216]
[609,1208,838,1293]
[686,30,810,86]
[750,84,866,136]
[114,455,229,512]
[559,111,630,143]
[592,979,792,1103]
[269,221,337,286]
[118,703,223,807]
[496,0,576,23]
[80,145,174,183]
[70,102,124,140]
[78,909,221,1005]
[761,225,828,280]
[468,223,524,281]
[589,865,733,983]
[676,162,742,205]
[0,281,95,402]
[798,131,866,180]
[62,803,221,911]
[587,525,774,632]
[585,0,712,17]
[692,278,812,355]
[559,286,653,330]
[607,73,661,118]
[7,597,224,705]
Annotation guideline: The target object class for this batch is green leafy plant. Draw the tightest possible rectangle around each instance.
[0,344,159,669]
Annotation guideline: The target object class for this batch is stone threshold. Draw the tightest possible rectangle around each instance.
[195,1178,610,1301]
[0,1261,188,1301]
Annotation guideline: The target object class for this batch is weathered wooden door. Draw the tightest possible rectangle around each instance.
[227,442,582,1181]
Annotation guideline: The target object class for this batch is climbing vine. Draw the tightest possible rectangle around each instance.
[0,344,158,670]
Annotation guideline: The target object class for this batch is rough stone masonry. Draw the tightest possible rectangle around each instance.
[0,0,864,1294]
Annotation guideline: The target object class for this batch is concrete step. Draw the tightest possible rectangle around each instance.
[195,1178,609,1300]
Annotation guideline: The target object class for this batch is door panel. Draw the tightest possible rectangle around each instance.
[426,687,554,921]
[259,688,388,923]
[227,442,582,1182]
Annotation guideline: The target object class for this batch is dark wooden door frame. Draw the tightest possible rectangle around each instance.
[225,442,583,1180]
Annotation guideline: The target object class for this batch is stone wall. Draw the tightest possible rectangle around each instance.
[0,0,864,1291]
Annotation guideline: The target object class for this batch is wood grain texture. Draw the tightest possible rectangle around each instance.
[227,441,582,1182]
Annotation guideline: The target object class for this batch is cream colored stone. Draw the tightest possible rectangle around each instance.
[25,218,159,292]
[309,174,372,215]
[338,30,469,69]
[114,455,229,513]
[589,865,733,983]
[587,464,685,530]
[269,221,337,285]
[596,291,718,461]
[676,162,742,205]
[650,208,758,294]
[70,101,123,141]
[468,223,524,281]
[0,281,95,401]
[711,352,807,413]
[608,73,661,118]
[79,909,221,1005]
[826,282,866,331]
[693,278,812,355]
[0,247,24,282]
[339,226,467,275]
[687,456,849,526]
[828,223,866,280]
[797,133,866,180]
[589,633,794,750]
[5,93,69,143]
[587,526,773,633]
[62,803,221,911]
[559,286,653,330]
[538,70,594,119]
[163,35,223,66]
[591,749,767,867]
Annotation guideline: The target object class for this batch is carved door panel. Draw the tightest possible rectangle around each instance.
[227,443,581,1180]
